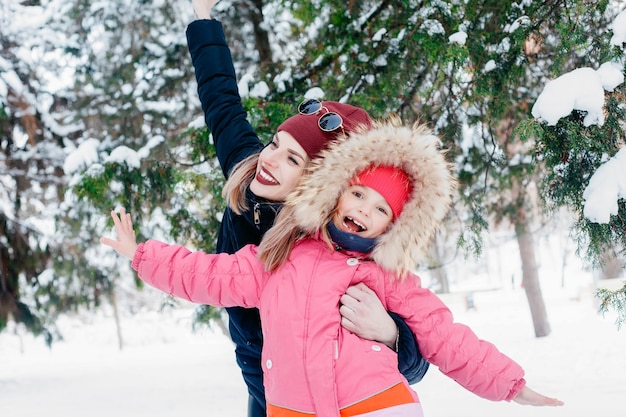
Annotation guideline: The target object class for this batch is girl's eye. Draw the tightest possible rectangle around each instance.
[288,156,300,166]
[269,140,278,148]
[377,206,389,216]
[352,191,363,198]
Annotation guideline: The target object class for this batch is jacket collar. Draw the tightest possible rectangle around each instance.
[326,221,376,254]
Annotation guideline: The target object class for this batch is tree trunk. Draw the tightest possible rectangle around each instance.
[496,116,551,338]
[248,0,273,70]
[515,212,551,337]
[110,285,124,351]
[600,247,625,280]
[427,234,450,293]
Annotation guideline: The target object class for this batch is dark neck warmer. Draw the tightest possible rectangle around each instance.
[326,221,377,254]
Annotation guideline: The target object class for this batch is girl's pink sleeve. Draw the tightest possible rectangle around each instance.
[131,240,265,308]
[387,275,526,402]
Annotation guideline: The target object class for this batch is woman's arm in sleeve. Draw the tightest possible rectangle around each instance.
[186,19,262,178]
[340,282,430,384]
[389,312,430,384]
[132,240,264,308]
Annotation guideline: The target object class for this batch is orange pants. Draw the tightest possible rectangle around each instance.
[267,383,416,417]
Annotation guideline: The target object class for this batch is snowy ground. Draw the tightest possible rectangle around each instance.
[2,234,625,417]
[0,301,247,417]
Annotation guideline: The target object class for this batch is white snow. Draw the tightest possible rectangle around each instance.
[1,234,624,417]
[0,304,246,417]
[610,9,626,46]
[372,28,387,42]
[531,7,626,224]
[249,81,270,98]
[532,67,608,127]
[12,125,29,149]
[531,62,623,128]
[421,19,445,36]
[448,31,468,45]
[63,138,101,174]
[484,60,497,72]
[106,146,141,169]
[582,147,626,223]
[597,61,626,92]
[505,16,531,33]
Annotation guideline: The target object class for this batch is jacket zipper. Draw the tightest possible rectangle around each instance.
[254,202,260,226]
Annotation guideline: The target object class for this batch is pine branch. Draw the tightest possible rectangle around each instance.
[597,280,626,329]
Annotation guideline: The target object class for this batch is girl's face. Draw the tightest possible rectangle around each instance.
[250,131,308,202]
[331,185,394,239]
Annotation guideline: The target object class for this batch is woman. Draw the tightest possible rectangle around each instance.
[186,1,428,415]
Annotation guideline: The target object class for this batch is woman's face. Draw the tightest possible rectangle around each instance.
[250,131,308,202]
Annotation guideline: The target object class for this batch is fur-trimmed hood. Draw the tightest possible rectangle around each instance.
[284,116,456,276]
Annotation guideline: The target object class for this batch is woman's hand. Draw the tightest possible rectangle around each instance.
[339,282,398,349]
[512,385,564,406]
[192,0,220,20]
[100,207,139,261]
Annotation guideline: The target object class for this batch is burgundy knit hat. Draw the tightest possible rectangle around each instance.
[352,165,413,219]
[277,101,372,159]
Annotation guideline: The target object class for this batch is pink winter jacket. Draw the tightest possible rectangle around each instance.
[132,237,526,417]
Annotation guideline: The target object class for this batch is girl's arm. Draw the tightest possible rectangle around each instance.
[390,277,560,404]
[413,298,524,401]
[100,208,138,261]
[101,209,264,308]
[132,240,264,308]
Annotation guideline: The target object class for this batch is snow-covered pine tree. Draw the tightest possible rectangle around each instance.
[270,0,624,335]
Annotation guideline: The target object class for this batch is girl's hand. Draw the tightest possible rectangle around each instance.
[100,207,139,261]
[512,385,564,406]
[192,0,220,20]
[339,282,398,349]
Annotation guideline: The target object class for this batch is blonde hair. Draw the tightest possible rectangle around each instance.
[257,204,336,271]
[222,154,259,215]
[257,160,340,271]
[256,207,302,270]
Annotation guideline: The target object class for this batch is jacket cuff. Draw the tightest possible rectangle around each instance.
[131,242,146,272]
[389,311,430,384]
[505,378,527,401]
[186,18,227,46]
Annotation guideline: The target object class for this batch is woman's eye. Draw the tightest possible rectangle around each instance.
[269,140,278,148]
[288,156,300,166]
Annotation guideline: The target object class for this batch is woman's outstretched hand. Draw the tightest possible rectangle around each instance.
[513,385,564,406]
[100,207,139,261]
[192,0,220,20]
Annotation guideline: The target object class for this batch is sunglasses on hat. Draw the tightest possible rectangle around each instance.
[297,99,344,133]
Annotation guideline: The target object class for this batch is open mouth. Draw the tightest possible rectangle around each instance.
[343,216,367,233]
[256,168,279,185]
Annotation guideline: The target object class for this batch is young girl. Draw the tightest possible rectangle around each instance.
[186,0,427,414]
[102,117,563,416]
